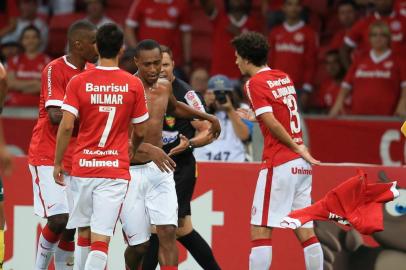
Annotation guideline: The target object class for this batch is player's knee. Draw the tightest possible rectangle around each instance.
[295,228,316,243]
[157,225,177,244]
[125,241,150,260]
[47,214,69,234]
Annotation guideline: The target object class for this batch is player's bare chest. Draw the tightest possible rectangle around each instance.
[145,90,169,118]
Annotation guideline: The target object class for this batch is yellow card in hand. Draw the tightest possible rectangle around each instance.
[401,121,406,137]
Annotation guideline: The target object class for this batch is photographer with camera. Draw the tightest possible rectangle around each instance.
[194,75,253,162]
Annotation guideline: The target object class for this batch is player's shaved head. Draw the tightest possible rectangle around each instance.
[134,39,162,58]
[67,20,97,45]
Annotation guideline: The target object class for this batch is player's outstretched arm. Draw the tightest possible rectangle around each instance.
[54,111,75,185]
[260,112,320,165]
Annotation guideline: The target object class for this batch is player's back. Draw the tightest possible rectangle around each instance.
[29,56,88,167]
[246,68,302,168]
[62,66,147,180]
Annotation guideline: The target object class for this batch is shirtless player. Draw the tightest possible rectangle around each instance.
[119,39,221,270]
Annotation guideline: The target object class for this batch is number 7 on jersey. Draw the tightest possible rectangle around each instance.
[98,106,116,147]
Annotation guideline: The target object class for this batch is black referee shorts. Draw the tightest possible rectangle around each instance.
[174,154,197,219]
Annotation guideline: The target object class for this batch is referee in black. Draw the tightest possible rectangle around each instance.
[141,46,221,270]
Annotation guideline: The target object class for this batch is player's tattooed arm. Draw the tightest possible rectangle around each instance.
[54,111,76,185]
[47,107,63,125]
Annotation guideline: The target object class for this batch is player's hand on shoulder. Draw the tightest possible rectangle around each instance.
[295,144,320,165]
[53,164,65,186]
[236,108,257,122]
[168,134,189,157]
[149,145,176,173]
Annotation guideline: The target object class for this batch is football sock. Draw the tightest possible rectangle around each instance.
[35,224,61,270]
[76,236,91,270]
[55,239,75,270]
[178,230,221,270]
[249,239,272,270]
[302,237,323,270]
[84,241,108,270]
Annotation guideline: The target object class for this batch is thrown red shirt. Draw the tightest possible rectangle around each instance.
[62,66,148,180]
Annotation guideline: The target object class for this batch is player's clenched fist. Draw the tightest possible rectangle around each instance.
[53,164,65,186]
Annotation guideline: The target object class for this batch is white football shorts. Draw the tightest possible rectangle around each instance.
[120,162,178,246]
[251,158,313,228]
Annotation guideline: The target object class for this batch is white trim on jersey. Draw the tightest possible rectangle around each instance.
[96,66,120,71]
[255,106,273,116]
[256,67,272,74]
[63,55,78,69]
[62,104,79,117]
[132,112,149,124]
[45,99,63,108]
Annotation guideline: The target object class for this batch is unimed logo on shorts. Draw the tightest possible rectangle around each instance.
[291,167,312,175]
[79,158,119,167]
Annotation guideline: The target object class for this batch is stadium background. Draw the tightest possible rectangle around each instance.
[1,0,406,269]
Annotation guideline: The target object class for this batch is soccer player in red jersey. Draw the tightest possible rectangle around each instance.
[231,31,323,270]
[330,21,406,117]
[28,21,98,270]
[341,0,406,67]
[268,0,318,110]
[54,23,149,270]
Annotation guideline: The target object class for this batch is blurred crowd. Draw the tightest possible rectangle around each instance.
[0,0,406,160]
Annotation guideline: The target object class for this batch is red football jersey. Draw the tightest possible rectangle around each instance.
[210,9,262,79]
[329,29,347,50]
[28,56,93,172]
[344,12,406,55]
[269,21,318,91]
[62,66,148,180]
[245,67,302,168]
[6,53,51,106]
[126,0,191,64]
[342,50,406,115]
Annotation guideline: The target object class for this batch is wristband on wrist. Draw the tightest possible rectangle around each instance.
[188,140,195,150]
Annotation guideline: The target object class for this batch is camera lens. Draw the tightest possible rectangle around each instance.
[215,90,227,104]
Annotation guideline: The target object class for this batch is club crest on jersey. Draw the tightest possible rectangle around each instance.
[168,7,178,17]
[390,21,401,31]
[165,115,176,128]
[384,61,393,69]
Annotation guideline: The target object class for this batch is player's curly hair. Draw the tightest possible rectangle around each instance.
[231,31,269,67]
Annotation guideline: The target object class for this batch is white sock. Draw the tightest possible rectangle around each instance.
[84,250,107,270]
[303,243,323,270]
[249,239,272,270]
[55,246,74,270]
[35,234,58,270]
[74,245,90,270]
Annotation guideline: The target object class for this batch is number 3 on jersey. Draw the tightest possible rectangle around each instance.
[282,94,301,134]
[98,106,116,147]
